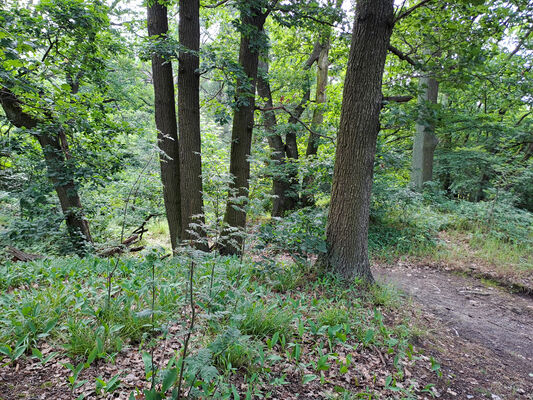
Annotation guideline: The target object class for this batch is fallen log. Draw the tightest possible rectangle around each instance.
[6,246,44,262]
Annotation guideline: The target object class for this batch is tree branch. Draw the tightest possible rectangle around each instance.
[388,45,418,67]
[507,26,532,60]
[394,0,433,24]
[382,95,413,106]
[515,111,531,127]
[257,105,335,142]
[202,0,230,8]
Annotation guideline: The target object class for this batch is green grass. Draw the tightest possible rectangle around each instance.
[238,301,293,338]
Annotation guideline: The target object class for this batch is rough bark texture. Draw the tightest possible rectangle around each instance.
[257,59,292,217]
[178,0,208,250]
[321,0,394,282]
[147,2,182,250]
[219,7,266,255]
[302,36,330,207]
[411,75,439,191]
[0,88,92,251]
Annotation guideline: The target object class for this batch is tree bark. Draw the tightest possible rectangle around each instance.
[257,58,294,217]
[178,0,208,250]
[219,6,267,255]
[147,1,182,250]
[320,0,394,282]
[301,35,330,207]
[411,74,439,191]
[0,88,92,251]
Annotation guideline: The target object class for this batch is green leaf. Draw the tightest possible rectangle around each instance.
[231,384,239,400]
[161,368,178,393]
[31,348,43,359]
[13,345,26,360]
[302,374,317,384]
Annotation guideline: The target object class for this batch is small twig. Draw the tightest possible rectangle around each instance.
[150,258,156,390]
[372,345,386,366]
[176,259,196,400]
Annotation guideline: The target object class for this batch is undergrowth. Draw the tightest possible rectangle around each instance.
[0,252,435,399]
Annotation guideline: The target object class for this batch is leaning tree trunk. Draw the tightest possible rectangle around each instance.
[147,1,182,250]
[411,74,439,191]
[219,7,266,255]
[320,0,394,282]
[178,0,208,250]
[0,88,92,252]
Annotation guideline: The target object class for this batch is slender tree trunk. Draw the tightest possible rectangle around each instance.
[411,75,439,191]
[147,2,182,250]
[320,0,394,282]
[257,40,323,217]
[257,59,292,217]
[302,35,330,207]
[219,7,266,255]
[178,0,208,250]
[0,88,92,252]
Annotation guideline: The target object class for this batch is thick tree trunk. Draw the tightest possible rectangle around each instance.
[320,0,394,282]
[178,0,208,250]
[147,2,182,250]
[411,75,439,191]
[302,35,330,207]
[219,8,266,255]
[0,88,92,251]
[257,59,293,217]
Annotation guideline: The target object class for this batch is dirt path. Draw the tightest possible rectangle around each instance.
[374,263,533,399]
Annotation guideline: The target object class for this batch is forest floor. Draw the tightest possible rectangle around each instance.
[374,261,533,399]
[1,231,532,400]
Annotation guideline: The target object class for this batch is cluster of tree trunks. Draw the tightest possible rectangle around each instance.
[1,0,441,285]
[147,1,182,250]
[148,0,208,251]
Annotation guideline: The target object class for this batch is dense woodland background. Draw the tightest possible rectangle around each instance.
[0,0,532,399]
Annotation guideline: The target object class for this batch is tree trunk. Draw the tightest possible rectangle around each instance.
[0,88,92,252]
[411,75,439,191]
[302,35,330,207]
[320,0,394,282]
[219,7,266,255]
[257,58,293,217]
[147,2,182,250]
[178,0,208,250]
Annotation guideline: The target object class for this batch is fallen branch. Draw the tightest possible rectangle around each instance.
[6,246,44,262]
[97,213,158,257]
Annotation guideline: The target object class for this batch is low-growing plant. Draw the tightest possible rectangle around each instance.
[238,301,293,338]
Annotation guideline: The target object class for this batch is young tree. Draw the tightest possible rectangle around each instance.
[320,0,394,281]
[178,0,208,250]
[147,0,182,250]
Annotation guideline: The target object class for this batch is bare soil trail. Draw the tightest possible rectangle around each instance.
[374,262,533,399]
